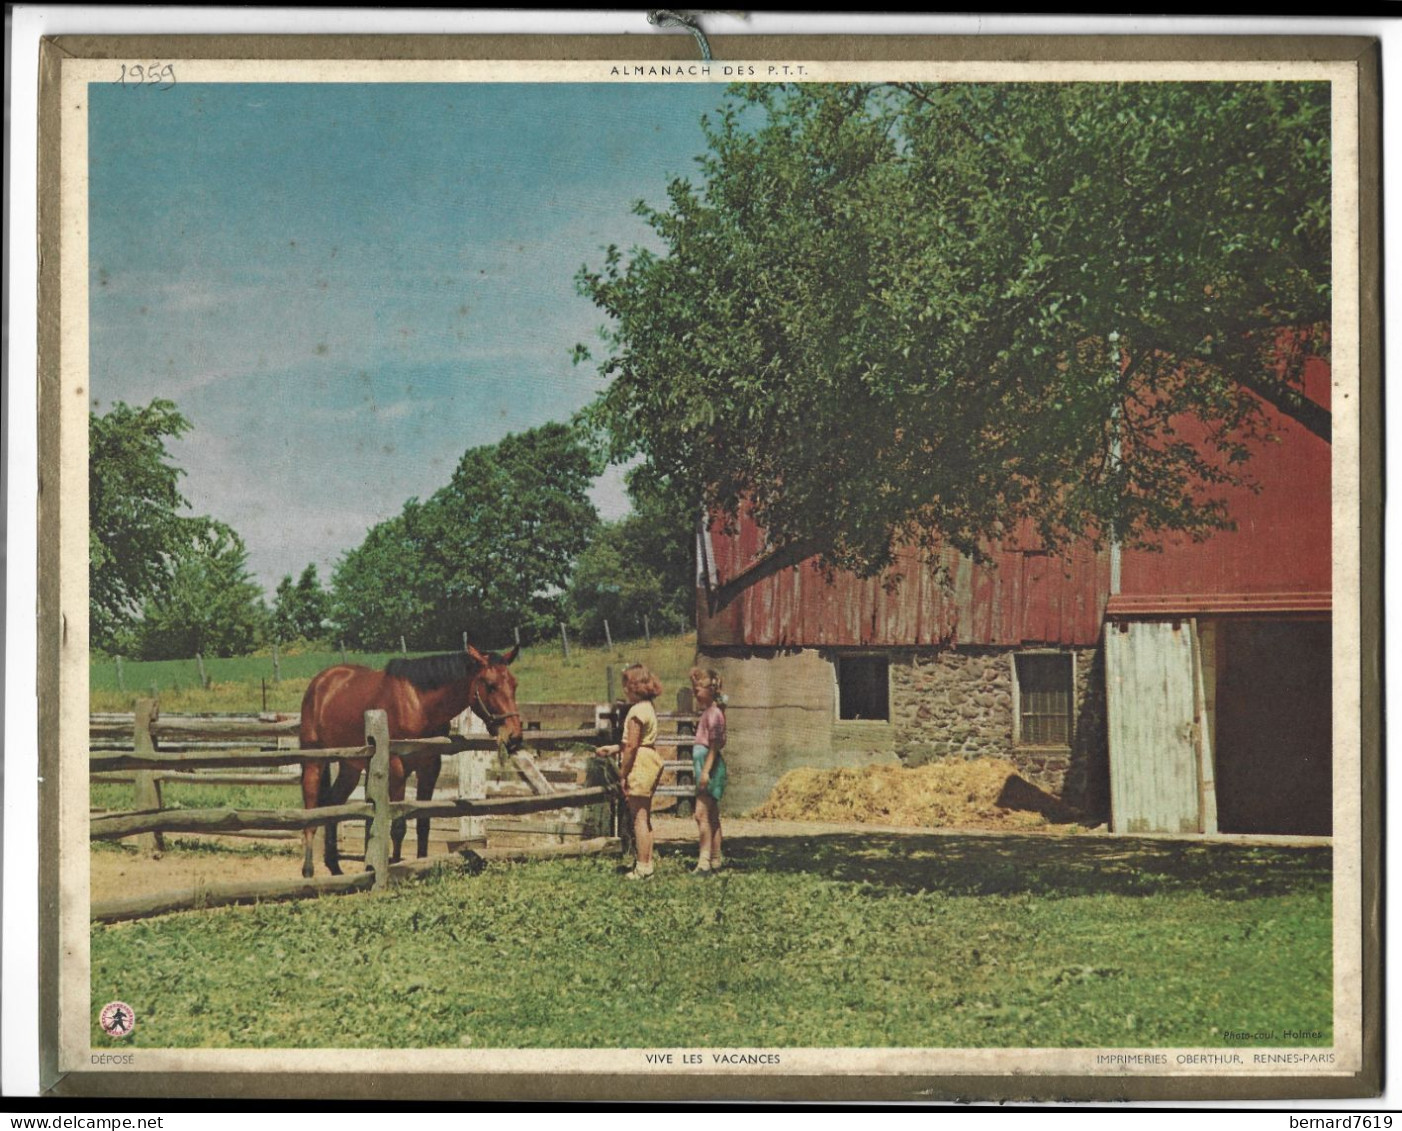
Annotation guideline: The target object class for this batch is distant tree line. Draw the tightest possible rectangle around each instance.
[89,401,695,661]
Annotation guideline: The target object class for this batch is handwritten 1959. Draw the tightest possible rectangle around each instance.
[114,64,176,90]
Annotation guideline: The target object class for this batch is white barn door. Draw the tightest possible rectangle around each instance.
[1105,620,1213,834]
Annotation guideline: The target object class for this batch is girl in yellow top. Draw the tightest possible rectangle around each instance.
[596,663,664,880]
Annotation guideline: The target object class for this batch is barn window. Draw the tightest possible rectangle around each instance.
[836,656,890,721]
[1015,653,1074,746]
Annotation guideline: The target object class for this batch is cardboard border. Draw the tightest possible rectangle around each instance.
[35,29,1382,1103]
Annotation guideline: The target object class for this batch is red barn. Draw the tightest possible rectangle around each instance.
[696,358,1332,835]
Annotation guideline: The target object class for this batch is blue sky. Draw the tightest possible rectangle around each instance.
[88,81,724,592]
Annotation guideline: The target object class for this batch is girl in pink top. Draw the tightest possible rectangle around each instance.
[689,667,727,874]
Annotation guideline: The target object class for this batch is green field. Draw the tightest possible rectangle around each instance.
[90,781,298,813]
[91,833,1332,1049]
[90,633,701,714]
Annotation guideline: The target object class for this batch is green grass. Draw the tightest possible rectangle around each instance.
[90,833,1332,1049]
[91,782,300,812]
[89,633,700,714]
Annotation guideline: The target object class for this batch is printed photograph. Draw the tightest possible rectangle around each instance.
[48,45,1371,1094]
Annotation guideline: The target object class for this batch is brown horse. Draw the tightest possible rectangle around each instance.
[298,642,524,877]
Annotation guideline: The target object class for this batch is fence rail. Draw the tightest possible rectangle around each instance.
[91,771,299,787]
[90,785,618,842]
[90,714,301,743]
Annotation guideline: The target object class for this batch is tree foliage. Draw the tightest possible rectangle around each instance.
[331,423,599,650]
[577,82,1331,605]
[567,465,695,643]
[135,519,268,660]
[272,564,329,643]
[89,399,193,653]
[619,464,697,630]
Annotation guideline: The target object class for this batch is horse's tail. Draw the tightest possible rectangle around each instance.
[300,671,335,813]
[298,673,325,750]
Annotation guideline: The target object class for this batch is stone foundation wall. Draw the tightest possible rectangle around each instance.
[891,648,1014,763]
[890,645,1107,807]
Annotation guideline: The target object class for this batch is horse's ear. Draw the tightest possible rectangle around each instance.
[502,645,520,665]
[464,641,489,666]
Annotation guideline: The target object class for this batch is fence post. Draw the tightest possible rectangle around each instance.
[514,625,521,648]
[115,655,125,693]
[457,747,490,846]
[559,622,571,661]
[364,710,391,890]
[196,652,210,690]
[644,614,651,646]
[606,665,616,705]
[603,619,613,650]
[340,641,348,664]
[132,699,164,858]
[400,635,407,655]
[454,706,491,845]
[272,642,281,683]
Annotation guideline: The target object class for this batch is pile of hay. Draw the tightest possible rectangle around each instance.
[751,758,1077,832]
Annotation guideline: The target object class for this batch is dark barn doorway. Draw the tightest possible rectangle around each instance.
[1213,620,1332,836]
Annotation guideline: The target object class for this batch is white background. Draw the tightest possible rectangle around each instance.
[6,8,1396,1114]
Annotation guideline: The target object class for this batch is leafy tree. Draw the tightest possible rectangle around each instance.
[331,423,599,650]
[422,422,600,645]
[577,82,1331,609]
[330,504,438,650]
[567,522,666,645]
[89,399,192,653]
[135,519,268,659]
[272,564,329,643]
[619,464,696,629]
[567,463,696,642]
[566,456,698,643]
[272,575,297,642]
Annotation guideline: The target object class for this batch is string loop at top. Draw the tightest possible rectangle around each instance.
[647,10,714,62]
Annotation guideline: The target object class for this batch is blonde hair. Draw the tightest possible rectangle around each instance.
[622,663,663,701]
[690,667,724,707]
[689,667,722,693]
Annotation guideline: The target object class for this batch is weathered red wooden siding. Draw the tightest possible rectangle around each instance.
[701,519,1111,648]
[1112,356,1332,615]
[699,356,1331,645]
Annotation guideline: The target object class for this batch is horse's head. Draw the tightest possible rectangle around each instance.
[466,643,524,753]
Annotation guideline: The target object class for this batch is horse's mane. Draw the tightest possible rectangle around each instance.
[384,652,482,690]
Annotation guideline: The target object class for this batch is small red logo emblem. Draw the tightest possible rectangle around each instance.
[99,1001,135,1039]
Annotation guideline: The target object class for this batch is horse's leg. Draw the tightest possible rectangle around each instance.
[389,755,408,864]
[415,756,442,859]
[300,760,324,879]
[322,761,361,876]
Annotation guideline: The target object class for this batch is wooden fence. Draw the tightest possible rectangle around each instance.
[90,702,622,922]
[93,700,703,827]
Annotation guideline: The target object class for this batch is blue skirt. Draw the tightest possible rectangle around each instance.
[692,745,726,801]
